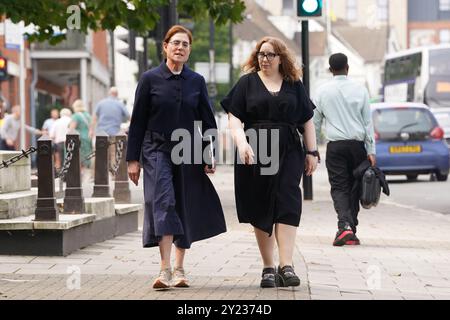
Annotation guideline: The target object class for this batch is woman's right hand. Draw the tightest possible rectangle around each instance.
[127,160,141,186]
[237,142,255,165]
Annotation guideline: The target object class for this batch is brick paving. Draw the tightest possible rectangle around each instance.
[1,159,450,300]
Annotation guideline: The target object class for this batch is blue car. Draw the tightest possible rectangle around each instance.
[371,103,449,181]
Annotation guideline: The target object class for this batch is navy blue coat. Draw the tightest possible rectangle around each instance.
[127,62,226,249]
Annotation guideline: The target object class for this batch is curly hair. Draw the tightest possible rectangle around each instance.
[242,36,302,82]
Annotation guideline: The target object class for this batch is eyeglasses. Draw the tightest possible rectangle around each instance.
[257,52,278,61]
[168,40,190,48]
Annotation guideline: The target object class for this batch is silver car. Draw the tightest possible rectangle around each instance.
[431,108,450,146]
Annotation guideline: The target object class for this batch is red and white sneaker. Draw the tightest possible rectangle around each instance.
[333,227,354,246]
[345,234,361,245]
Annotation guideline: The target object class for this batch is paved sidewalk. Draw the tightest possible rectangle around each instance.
[1,161,450,300]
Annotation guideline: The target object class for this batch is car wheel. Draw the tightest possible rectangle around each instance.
[406,174,418,181]
[435,172,448,182]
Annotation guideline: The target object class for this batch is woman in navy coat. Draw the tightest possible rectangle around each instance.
[127,25,226,290]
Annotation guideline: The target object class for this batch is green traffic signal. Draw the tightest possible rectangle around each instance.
[297,0,323,17]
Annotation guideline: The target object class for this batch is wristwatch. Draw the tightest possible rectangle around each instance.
[306,150,321,162]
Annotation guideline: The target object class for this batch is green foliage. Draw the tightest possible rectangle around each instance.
[0,0,245,43]
[188,19,230,66]
[185,18,240,112]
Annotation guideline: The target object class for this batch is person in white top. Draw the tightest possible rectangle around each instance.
[41,109,59,136]
[50,108,72,170]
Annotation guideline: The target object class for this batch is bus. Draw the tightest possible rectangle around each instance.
[383,44,450,108]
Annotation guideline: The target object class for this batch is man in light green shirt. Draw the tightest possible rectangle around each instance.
[313,53,376,247]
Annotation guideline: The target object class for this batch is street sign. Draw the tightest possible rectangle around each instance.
[195,62,230,83]
[4,19,24,50]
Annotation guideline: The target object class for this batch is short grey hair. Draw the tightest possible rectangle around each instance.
[60,108,72,117]
[109,87,119,97]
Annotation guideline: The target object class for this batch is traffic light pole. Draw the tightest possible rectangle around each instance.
[19,36,26,150]
[301,20,313,200]
[109,30,115,86]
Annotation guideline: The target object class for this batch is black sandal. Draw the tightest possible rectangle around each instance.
[260,267,276,288]
[276,265,300,287]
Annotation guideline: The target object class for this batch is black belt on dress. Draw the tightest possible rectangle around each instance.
[246,121,302,146]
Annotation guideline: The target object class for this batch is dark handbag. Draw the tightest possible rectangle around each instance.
[360,167,381,209]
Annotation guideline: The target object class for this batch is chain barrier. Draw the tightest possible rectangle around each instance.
[109,139,124,175]
[1,138,125,176]
[55,139,75,179]
[84,150,96,161]
[0,147,37,169]
[82,140,123,163]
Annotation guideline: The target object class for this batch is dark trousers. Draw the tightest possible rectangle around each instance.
[325,140,367,233]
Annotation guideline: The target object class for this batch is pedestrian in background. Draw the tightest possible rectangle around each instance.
[50,108,72,170]
[127,25,226,290]
[90,86,130,137]
[70,99,93,174]
[41,108,59,136]
[91,87,130,170]
[0,105,42,150]
[41,108,60,166]
[313,53,376,246]
[221,36,318,288]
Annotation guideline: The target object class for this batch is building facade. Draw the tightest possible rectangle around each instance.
[0,17,113,147]
[246,0,395,100]
[408,0,450,47]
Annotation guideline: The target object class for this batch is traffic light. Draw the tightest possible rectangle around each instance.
[117,29,136,60]
[0,57,7,81]
[298,0,323,17]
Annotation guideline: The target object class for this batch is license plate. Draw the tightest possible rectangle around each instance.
[389,145,422,153]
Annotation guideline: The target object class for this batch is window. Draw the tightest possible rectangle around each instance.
[384,53,422,83]
[282,0,294,16]
[440,0,450,11]
[373,108,434,134]
[347,0,357,21]
[377,0,388,21]
[439,30,450,43]
[429,48,450,76]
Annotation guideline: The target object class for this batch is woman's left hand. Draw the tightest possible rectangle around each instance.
[305,155,318,176]
[204,165,216,175]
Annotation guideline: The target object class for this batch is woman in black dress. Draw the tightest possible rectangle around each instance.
[127,25,226,290]
[221,37,319,288]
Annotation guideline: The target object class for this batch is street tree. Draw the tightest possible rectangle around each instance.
[0,0,245,44]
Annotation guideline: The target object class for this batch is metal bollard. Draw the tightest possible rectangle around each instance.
[92,131,111,197]
[34,135,58,221]
[113,134,131,203]
[64,130,85,213]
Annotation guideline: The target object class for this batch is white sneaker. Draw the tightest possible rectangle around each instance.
[153,268,172,289]
[172,267,189,288]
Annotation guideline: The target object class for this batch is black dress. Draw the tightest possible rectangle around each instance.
[221,72,314,235]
